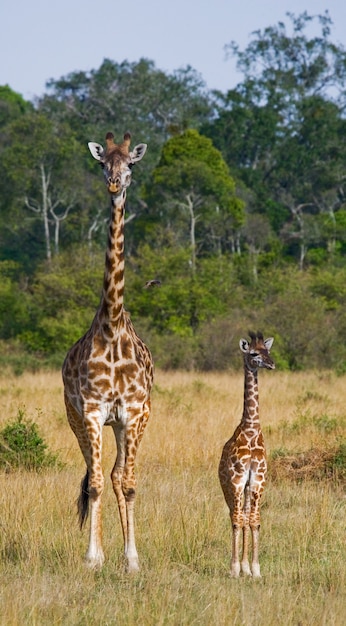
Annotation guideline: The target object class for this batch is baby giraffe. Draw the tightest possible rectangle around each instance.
[218,332,275,578]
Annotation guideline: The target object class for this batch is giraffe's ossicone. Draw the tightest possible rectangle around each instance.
[62,131,153,572]
[218,332,275,578]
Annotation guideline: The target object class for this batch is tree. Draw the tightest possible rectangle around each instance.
[225,11,346,106]
[203,12,346,266]
[39,59,214,254]
[0,85,32,129]
[0,261,30,340]
[146,130,244,265]
[40,58,213,170]
[1,110,86,264]
[241,214,273,281]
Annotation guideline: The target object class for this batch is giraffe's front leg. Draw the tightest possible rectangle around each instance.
[111,424,128,546]
[84,417,105,570]
[85,489,105,570]
[123,475,139,573]
[230,488,244,578]
[112,415,144,574]
[122,405,150,573]
[230,525,241,577]
[122,426,143,573]
[241,484,252,576]
[111,467,140,574]
[249,461,266,578]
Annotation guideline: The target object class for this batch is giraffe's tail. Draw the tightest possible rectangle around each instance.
[77,470,89,530]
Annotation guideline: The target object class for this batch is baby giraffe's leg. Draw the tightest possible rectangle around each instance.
[230,487,244,578]
[241,484,252,576]
[249,489,263,578]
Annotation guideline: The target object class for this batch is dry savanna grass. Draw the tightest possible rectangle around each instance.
[0,368,346,625]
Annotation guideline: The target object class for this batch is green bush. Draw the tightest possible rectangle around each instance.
[329,442,346,479]
[0,408,61,471]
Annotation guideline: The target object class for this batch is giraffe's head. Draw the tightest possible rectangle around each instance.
[88,132,147,196]
[240,332,275,371]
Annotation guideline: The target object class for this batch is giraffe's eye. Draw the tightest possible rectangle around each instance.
[128,163,134,170]
[250,351,259,357]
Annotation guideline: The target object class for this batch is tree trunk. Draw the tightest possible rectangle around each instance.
[186,193,197,277]
[40,164,52,263]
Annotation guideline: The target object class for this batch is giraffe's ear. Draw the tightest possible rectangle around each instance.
[240,339,249,353]
[88,142,105,161]
[264,337,274,351]
[130,143,147,163]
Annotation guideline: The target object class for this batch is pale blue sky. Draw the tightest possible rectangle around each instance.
[1,0,345,101]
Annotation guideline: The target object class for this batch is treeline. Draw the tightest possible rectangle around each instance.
[1,12,346,372]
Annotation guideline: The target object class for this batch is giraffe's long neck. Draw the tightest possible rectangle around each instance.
[242,365,260,429]
[100,191,126,324]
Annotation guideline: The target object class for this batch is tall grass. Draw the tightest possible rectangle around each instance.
[0,369,345,625]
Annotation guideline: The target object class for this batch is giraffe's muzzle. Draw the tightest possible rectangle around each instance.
[108,182,122,194]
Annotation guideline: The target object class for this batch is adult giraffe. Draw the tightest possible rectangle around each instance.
[62,131,153,572]
[218,332,275,578]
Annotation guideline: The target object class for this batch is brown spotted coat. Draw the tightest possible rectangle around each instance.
[218,332,275,578]
[62,132,152,572]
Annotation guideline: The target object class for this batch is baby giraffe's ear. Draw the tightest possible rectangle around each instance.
[240,338,249,353]
[88,142,105,161]
[130,143,147,163]
[264,337,274,351]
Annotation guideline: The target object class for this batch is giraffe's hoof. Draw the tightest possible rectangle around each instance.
[85,551,105,570]
[230,564,241,578]
[251,566,262,579]
[241,564,252,577]
[125,556,140,574]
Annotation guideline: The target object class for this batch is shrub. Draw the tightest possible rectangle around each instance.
[0,408,61,471]
[329,442,346,478]
[269,441,346,483]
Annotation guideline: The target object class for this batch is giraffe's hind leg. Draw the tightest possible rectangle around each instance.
[220,479,243,578]
[65,397,105,569]
[219,450,239,577]
[249,488,264,578]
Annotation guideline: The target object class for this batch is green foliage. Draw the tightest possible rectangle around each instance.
[0,85,32,128]
[0,408,61,471]
[1,13,346,372]
[41,58,212,180]
[330,442,346,476]
[0,261,30,339]
[127,243,194,335]
[19,246,103,357]
[203,12,346,265]
[0,340,53,375]
[128,244,237,339]
[147,129,245,254]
